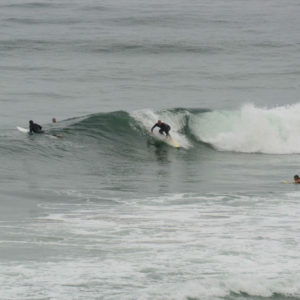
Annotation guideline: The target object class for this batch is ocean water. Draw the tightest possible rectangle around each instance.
[1,0,300,299]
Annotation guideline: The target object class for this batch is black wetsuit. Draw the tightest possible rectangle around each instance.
[29,123,43,134]
[151,122,171,136]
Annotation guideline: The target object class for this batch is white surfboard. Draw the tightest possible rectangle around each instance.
[152,132,180,148]
[17,126,29,133]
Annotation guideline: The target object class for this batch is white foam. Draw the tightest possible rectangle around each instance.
[191,103,300,154]
[1,192,300,299]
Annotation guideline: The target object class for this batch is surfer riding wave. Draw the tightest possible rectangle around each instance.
[151,120,171,138]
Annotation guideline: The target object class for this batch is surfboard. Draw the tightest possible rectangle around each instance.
[17,126,29,133]
[167,137,180,148]
[152,132,180,148]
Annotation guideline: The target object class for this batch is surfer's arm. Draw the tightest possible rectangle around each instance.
[151,123,158,132]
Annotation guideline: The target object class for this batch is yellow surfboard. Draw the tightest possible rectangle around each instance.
[167,137,180,148]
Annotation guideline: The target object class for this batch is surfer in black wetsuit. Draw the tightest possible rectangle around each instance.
[151,120,171,138]
[29,120,43,134]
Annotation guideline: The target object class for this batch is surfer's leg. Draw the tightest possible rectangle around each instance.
[165,128,170,137]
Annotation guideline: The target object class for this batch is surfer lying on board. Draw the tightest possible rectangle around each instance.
[29,120,43,134]
[151,120,171,138]
[294,175,300,183]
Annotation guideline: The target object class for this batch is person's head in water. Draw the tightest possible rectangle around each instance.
[52,118,56,123]
[294,175,300,183]
[29,120,33,125]
[157,120,162,125]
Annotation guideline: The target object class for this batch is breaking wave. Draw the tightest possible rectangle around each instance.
[11,104,300,155]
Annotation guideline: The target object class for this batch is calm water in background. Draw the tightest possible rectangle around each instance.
[1,0,300,299]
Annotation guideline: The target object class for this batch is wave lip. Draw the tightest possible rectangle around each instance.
[190,103,300,154]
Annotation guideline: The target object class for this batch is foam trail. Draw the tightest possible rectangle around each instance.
[131,109,191,148]
[190,103,300,154]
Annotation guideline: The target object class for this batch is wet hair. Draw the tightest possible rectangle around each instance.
[29,120,33,124]
[294,175,299,180]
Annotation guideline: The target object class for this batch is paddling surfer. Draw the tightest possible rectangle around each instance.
[29,120,43,134]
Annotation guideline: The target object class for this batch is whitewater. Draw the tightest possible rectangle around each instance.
[189,104,300,154]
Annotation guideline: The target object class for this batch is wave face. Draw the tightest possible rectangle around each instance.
[64,104,300,155]
[49,109,199,152]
